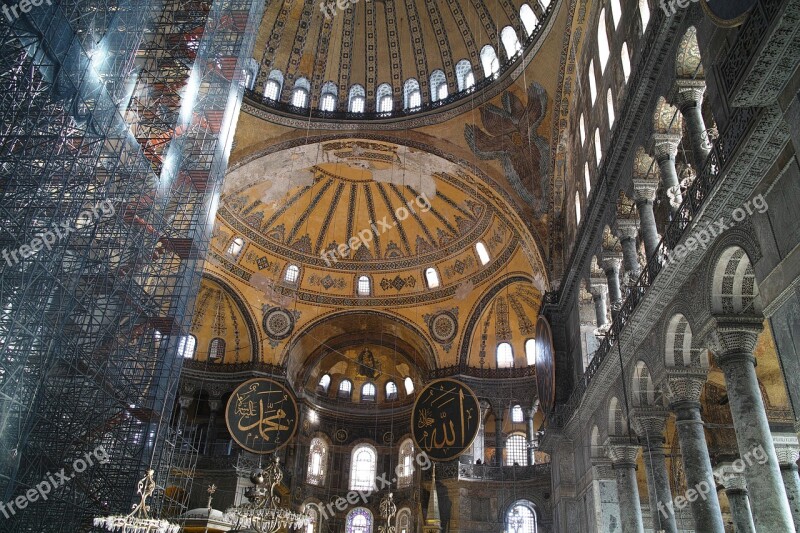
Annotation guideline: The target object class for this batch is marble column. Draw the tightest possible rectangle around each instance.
[495,409,505,466]
[653,133,683,212]
[205,399,220,454]
[615,220,641,280]
[588,282,609,328]
[631,177,660,264]
[774,436,800,530]
[717,469,756,533]
[525,408,536,466]
[674,80,711,170]
[606,438,645,533]
[631,408,678,533]
[598,255,623,317]
[665,368,725,533]
[590,459,622,533]
[711,319,796,531]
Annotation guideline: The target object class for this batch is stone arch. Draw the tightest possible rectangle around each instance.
[676,26,704,80]
[608,396,628,436]
[665,314,693,367]
[631,360,656,407]
[710,246,762,316]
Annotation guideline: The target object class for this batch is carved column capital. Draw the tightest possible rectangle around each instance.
[652,133,682,162]
[709,317,764,366]
[715,466,749,491]
[597,254,623,273]
[630,407,669,444]
[664,366,708,405]
[591,458,616,480]
[772,433,800,466]
[615,218,639,242]
[631,178,658,203]
[604,437,640,466]
[178,395,194,409]
[588,282,608,299]
[208,399,222,412]
[673,79,707,111]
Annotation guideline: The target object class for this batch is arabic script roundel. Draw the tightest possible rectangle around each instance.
[225,378,299,454]
[411,378,480,462]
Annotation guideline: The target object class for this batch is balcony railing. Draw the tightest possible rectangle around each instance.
[244,4,555,121]
[429,364,536,380]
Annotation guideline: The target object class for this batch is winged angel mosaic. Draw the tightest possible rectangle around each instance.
[465,82,550,215]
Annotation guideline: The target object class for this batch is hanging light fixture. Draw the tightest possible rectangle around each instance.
[93,469,181,533]
[224,455,312,533]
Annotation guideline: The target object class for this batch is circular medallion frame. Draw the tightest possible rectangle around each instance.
[411,378,480,462]
[262,307,295,340]
[225,377,299,454]
[429,311,458,344]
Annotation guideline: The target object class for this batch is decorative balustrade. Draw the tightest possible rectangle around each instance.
[182,359,287,376]
[456,462,551,482]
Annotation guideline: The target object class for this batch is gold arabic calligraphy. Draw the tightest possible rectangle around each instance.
[416,384,476,454]
[233,386,292,445]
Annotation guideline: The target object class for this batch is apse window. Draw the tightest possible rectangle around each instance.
[501,26,522,59]
[320,92,337,112]
[177,335,196,359]
[209,338,225,362]
[284,264,300,284]
[357,275,371,296]
[292,88,309,108]
[338,379,353,399]
[377,83,393,113]
[507,501,538,532]
[379,95,393,113]
[349,445,377,491]
[430,70,447,102]
[318,373,331,393]
[511,404,525,423]
[404,376,415,394]
[361,382,376,402]
[385,381,398,400]
[475,242,490,266]
[264,79,281,101]
[349,95,365,113]
[525,338,537,366]
[480,45,500,78]
[456,60,475,92]
[497,342,514,368]
[408,90,421,110]
[520,4,538,36]
[424,267,440,289]
[227,237,245,257]
[506,433,528,466]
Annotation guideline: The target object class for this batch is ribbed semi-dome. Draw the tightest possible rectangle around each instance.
[245,0,556,119]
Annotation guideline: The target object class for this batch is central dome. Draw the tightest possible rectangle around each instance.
[245,0,556,120]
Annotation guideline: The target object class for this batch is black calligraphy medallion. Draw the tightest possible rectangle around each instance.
[411,378,480,461]
[225,378,298,454]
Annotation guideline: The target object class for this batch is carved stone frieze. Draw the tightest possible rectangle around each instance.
[604,437,640,466]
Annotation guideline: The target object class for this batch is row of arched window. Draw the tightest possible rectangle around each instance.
[226,237,492,295]
[496,339,537,369]
[306,439,416,489]
[258,2,552,114]
[318,374,415,401]
[177,335,225,362]
[575,0,651,226]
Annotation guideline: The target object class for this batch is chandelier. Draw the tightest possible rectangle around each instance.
[93,469,180,533]
[224,456,312,533]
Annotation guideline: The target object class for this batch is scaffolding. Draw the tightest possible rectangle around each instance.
[0,0,264,530]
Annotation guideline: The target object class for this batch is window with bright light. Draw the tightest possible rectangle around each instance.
[506,501,538,532]
[404,79,421,110]
[579,113,586,145]
[361,382,376,401]
[506,433,528,465]
[588,60,597,103]
[511,404,524,423]
[607,89,615,127]
[610,0,622,29]
[575,192,582,225]
[227,237,245,257]
[349,445,377,491]
[339,379,353,399]
[598,9,609,73]
[357,275,371,296]
[377,83,393,113]
[397,509,411,533]
[424,267,440,288]
[264,80,281,100]
[497,342,514,368]
[398,439,415,487]
[430,70,447,102]
[520,4,538,36]
[480,45,500,78]
[320,93,336,112]
[349,84,366,113]
[285,264,300,284]
[318,374,331,392]
[584,163,591,197]
[404,376,414,394]
[305,506,318,533]
[594,129,602,166]
[621,43,631,83]
[292,88,308,108]
[456,60,474,91]
[386,381,398,400]
[540,0,551,9]
[307,437,329,485]
[525,338,537,365]
[178,335,196,359]
[475,242,490,265]
[501,26,522,59]
[345,508,373,533]
[209,338,225,362]
[639,0,650,32]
